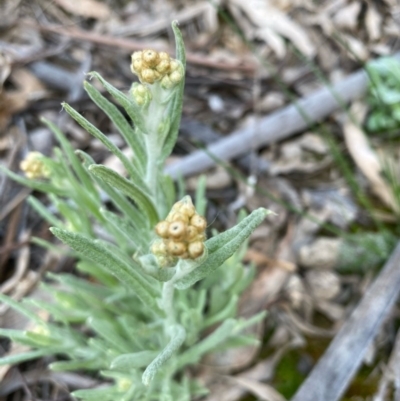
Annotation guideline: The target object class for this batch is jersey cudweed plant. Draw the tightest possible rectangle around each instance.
[0,23,271,400]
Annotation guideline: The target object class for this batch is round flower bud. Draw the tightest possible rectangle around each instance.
[151,239,167,255]
[170,70,183,84]
[170,59,180,71]
[155,221,170,238]
[142,49,159,67]
[132,59,143,73]
[168,212,189,224]
[156,59,171,74]
[131,51,143,61]
[186,225,199,242]
[190,215,207,232]
[167,240,186,256]
[159,52,170,61]
[168,221,187,240]
[161,75,173,89]
[179,203,195,218]
[188,241,204,259]
[141,68,157,84]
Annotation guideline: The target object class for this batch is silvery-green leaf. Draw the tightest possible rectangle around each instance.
[50,228,159,310]
[76,150,148,231]
[0,294,43,324]
[89,164,159,226]
[203,295,238,329]
[160,22,186,161]
[176,319,236,369]
[87,71,147,134]
[62,102,144,186]
[142,324,186,386]
[84,81,146,170]
[111,351,159,370]
[0,350,53,366]
[175,208,271,289]
[50,359,102,371]
[138,254,176,282]
[88,317,131,353]
[0,165,65,196]
[41,117,96,194]
[27,196,63,228]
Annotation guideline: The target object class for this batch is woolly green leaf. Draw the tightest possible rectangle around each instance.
[50,228,159,310]
[84,81,146,170]
[0,350,52,366]
[100,208,147,251]
[203,295,238,329]
[50,359,102,371]
[89,164,159,226]
[62,102,144,186]
[0,165,65,196]
[88,317,132,354]
[142,324,186,386]
[111,351,159,370]
[175,208,271,289]
[160,22,186,161]
[41,117,97,194]
[76,150,148,231]
[176,319,236,369]
[0,294,44,325]
[87,71,147,134]
[27,196,63,227]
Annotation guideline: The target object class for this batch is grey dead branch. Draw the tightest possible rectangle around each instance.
[291,241,400,401]
[166,53,400,179]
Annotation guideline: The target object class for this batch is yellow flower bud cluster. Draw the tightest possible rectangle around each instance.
[151,198,207,265]
[20,151,50,179]
[130,49,184,86]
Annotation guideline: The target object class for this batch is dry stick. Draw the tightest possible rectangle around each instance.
[166,68,370,179]
[21,20,256,73]
[291,241,400,401]
[166,52,398,179]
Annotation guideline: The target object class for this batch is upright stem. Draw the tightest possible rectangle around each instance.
[162,280,176,329]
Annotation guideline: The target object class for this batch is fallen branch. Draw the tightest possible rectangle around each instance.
[291,241,400,401]
[165,54,400,179]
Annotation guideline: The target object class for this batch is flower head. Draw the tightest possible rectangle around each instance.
[130,49,184,87]
[151,197,206,266]
[20,151,50,179]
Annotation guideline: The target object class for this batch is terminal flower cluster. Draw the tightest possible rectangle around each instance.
[151,197,207,266]
[130,49,184,88]
[20,151,49,179]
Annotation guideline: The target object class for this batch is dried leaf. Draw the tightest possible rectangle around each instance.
[365,3,382,41]
[54,0,110,20]
[333,1,361,31]
[228,0,315,58]
[231,377,287,401]
[343,102,398,212]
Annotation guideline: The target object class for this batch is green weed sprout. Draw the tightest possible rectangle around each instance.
[0,22,271,400]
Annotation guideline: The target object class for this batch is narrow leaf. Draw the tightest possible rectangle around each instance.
[160,22,186,161]
[62,102,144,186]
[50,228,159,309]
[41,117,97,194]
[0,166,64,196]
[111,351,159,370]
[84,81,146,169]
[87,71,147,133]
[142,324,186,386]
[175,208,271,289]
[176,319,236,369]
[89,164,159,226]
